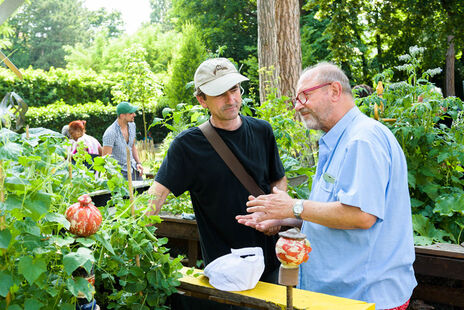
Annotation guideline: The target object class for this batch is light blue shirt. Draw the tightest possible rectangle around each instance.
[299,107,417,309]
[102,120,137,173]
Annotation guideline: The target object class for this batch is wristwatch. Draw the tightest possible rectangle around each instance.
[292,199,304,219]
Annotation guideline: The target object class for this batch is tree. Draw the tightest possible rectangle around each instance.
[276,0,301,98]
[257,0,279,104]
[164,23,207,106]
[6,0,90,69]
[87,8,124,39]
[149,0,172,28]
[112,45,162,140]
[257,0,302,103]
[169,0,257,64]
[304,0,464,96]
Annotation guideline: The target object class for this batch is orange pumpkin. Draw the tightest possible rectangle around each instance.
[65,194,102,237]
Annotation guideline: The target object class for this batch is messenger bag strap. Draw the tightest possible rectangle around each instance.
[199,121,265,197]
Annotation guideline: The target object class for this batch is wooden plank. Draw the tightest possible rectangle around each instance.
[412,284,464,307]
[415,243,464,259]
[178,267,375,310]
[414,254,464,280]
[155,217,199,241]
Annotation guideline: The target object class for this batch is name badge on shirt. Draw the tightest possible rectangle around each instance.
[323,173,336,184]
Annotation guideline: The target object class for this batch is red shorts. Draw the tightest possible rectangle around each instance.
[383,299,410,310]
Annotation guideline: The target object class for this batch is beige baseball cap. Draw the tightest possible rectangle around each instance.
[194,58,249,96]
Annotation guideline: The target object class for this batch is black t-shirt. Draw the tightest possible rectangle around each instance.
[155,115,285,276]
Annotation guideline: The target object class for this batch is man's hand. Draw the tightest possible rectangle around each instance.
[136,163,144,176]
[236,212,282,236]
[244,187,294,221]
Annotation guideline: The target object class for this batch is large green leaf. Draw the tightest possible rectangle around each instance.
[51,235,75,247]
[18,256,47,285]
[63,247,95,275]
[0,141,23,160]
[3,195,22,211]
[94,231,115,255]
[44,212,70,230]
[0,271,13,297]
[0,229,11,249]
[24,298,44,310]
[4,175,30,192]
[26,191,53,220]
[66,277,94,302]
[15,217,41,236]
[434,193,464,217]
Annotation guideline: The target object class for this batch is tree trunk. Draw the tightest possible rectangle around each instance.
[276,0,301,99]
[257,0,279,105]
[445,35,455,97]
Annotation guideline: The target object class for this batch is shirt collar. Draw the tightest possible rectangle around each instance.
[319,106,360,151]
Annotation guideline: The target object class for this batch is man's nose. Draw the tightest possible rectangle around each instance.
[225,90,238,103]
[294,101,304,111]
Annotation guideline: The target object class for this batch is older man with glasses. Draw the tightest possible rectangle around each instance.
[237,62,416,310]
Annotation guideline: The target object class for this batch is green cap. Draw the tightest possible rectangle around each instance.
[116,101,138,116]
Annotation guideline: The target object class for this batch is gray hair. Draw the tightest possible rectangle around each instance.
[300,62,352,95]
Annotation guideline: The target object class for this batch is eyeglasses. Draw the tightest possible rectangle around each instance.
[292,82,332,107]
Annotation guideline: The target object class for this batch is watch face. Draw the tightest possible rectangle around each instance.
[293,201,303,217]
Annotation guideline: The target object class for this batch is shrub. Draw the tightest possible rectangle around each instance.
[357,46,464,245]
[0,67,120,108]
[25,101,169,143]
[0,128,183,309]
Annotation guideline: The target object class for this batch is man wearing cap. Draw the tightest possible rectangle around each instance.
[102,101,144,180]
[148,58,286,289]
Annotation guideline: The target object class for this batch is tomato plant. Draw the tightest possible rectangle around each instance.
[0,128,182,309]
[357,46,464,245]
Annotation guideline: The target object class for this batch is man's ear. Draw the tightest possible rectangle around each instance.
[196,95,208,108]
[329,81,343,101]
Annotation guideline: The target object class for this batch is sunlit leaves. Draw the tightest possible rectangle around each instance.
[18,256,47,285]
[0,272,13,297]
[0,229,11,249]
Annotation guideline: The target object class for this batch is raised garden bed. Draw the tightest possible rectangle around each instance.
[155,217,464,309]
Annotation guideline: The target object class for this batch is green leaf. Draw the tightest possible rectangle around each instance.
[26,191,53,220]
[15,217,41,236]
[25,298,44,310]
[59,303,75,310]
[63,247,95,275]
[0,229,11,249]
[66,277,94,302]
[51,235,75,247]
[76,238,96,247]
[414,235,434,246]
[0,142,23,160]
[434,193,464,217]
[44,213,70,230]
[4,175,30,192]
[7,305,21,310]
[94,232,115,255]
[4,195,22,211]
[0,271,13,297]
[18,256,47,285]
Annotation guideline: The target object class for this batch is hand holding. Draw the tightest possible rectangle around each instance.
[245,187,294,221]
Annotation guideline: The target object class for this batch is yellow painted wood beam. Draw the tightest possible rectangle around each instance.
[179,267,375,310]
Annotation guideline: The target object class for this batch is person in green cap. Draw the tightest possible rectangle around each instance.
[102,101,143,180]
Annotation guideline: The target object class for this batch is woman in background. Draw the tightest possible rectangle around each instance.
[68,120,102,156]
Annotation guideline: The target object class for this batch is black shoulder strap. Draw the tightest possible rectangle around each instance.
[199,121,265,197]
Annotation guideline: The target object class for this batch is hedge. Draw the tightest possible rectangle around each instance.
[0,67,121,108]
[25,100,169,143]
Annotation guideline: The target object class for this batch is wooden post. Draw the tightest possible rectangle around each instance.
[0,161,10,306]
[126,147,140,268]
[67,151,72,179]
[286,286,293,310]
